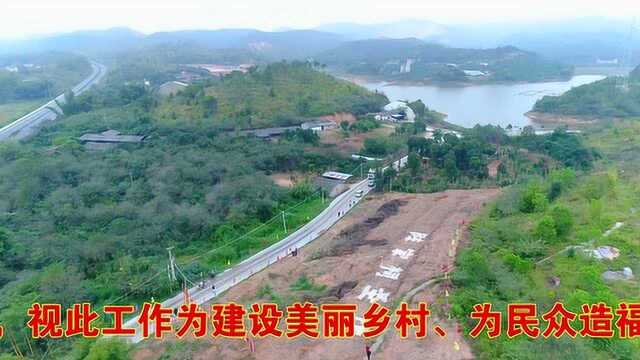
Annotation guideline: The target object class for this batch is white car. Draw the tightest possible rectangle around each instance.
[355,190,364,198]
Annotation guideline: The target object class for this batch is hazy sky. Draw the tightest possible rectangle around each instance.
[2,0,639,39]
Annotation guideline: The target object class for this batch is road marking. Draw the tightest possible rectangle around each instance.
[405,231,428,242]
[375,265,403,280]
[391,248,415,260]
[357,285,390,304]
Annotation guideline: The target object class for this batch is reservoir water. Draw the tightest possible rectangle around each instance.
[362,75,605,128]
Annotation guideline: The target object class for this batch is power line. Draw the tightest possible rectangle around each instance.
[112,162,380,305]
[177,190,320,267]
[109,268,167,305]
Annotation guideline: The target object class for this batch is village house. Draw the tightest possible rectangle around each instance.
[156,81,188,97]
[78,130,146,150]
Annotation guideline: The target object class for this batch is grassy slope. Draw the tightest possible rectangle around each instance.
[0,100,42,127]
[176,194,328,285]
[453,120,640,359]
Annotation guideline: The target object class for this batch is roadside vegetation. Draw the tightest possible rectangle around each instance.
[452,120,640,359]
[0,100,43,127]
[0,55,382,358]
[387,123,597,193]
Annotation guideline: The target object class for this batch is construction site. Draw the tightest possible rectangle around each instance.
[134,189,500,360]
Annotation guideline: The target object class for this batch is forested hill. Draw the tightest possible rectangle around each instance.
[533,65,640,117]
[316,39,573,82]
[153,61,389,129]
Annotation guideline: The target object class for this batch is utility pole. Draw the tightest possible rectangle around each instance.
[282,211,288,234]
[167,247,177,282]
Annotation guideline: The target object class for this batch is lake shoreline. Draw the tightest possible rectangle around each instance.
[357,75,605,129]
[340,74,574,87]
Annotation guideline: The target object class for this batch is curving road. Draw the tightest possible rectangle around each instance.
[123,155,409,343]
[0,61,107,141]
[124,178,373,343]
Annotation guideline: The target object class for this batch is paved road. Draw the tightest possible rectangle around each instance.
[124,178,373,343]
[0,61,107,141]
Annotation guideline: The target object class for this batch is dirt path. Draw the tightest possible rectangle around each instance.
[134,189,500,360]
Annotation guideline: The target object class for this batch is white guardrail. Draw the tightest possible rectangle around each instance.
[124,179,371,343]
[124,154,409,343]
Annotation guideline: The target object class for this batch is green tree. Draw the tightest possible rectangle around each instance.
[551,205,573,238]
[0,228,9,257]
[407,152,421,177]
[84,339,130,360]
[444,151,459,180]
[200,95,218,117]
[363,137,389,157]
[408,99,426,118]
[520,185,548,213]
[535,215,557,243]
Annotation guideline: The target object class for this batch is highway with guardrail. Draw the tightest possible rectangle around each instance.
[0,61,106,141]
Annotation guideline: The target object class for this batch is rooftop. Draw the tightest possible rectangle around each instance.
[78,130,146,144]
[322,171,353,181]
[240,126,299,138]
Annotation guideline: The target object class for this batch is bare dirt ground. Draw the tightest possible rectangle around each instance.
[318,112,357,125]
[268,171,305,188]
[320,127,395,155]
[134,189,500,360]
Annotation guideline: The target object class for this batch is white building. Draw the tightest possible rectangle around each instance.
[382,101,416,122]
[463,70,488,77]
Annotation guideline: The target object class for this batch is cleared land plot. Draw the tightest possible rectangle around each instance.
[135,189,500,360]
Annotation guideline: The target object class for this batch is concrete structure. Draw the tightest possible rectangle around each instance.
[400,58,414,73]
[78,130,146,143]
[157,81,188,97]
[189,64,253,77]
[463,70,488,77]
[381,101,416,122]
[78,130,146,150]
[301,120,336,132]
[314,177,350,197]
[351,154,382,161]
[425,126,462,140]
[322,171,353,181]
[240,120,336,140]
[240,126,299,139]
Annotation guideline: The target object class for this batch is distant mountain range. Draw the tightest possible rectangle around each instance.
[315,19,447,40]
[0,28,144,54]
[1,17,637,68]
[444,18,640,66]
[316,38,573,82]
[0,28,345,61]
